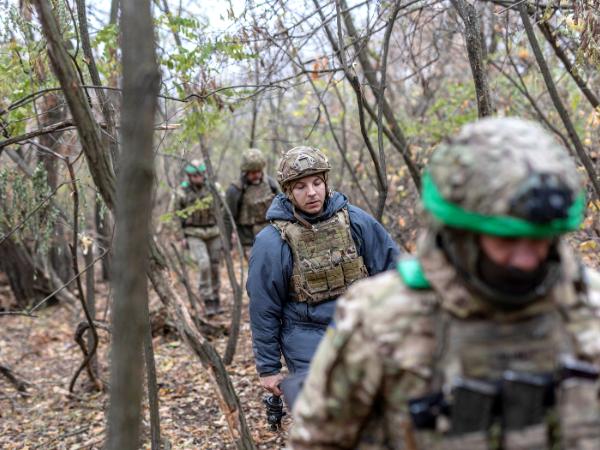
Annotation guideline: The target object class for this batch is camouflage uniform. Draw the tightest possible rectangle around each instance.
[176,160,222,313]
[225,148,279,254]
[290,118,600,449]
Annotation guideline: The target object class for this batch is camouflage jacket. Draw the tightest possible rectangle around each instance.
[290,231,600,449]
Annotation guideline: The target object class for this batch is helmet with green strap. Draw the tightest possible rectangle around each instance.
[185,159,206,175]
[420,117,585,308]
[424,117,584,237]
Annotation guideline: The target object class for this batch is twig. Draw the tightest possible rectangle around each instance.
[32,425,91,450]
[25,247,110,315]
[0,364,28,392]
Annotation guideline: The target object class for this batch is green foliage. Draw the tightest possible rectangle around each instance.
[92,23,120,82]
[159,196,213,224]
[404,81,479,144]
[0,166,60,256]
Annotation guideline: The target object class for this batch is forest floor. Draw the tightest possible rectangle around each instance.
[0,231,598,450]
[0,253,290,450]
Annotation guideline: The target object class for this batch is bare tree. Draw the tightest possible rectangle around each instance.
[106,0,159,448]
[451,0,494,117]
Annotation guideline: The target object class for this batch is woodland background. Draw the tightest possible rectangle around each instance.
[0,0,599,449]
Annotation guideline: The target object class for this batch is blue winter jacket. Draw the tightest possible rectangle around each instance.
[247,192,400,376]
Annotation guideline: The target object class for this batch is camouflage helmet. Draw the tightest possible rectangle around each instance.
[185,159,206,174]
[241,148,266,171]
[424,117,584,238]
[277,146,331,189]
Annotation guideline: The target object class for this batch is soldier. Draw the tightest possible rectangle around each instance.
[224,148,279,257]
[290,117,600,449]
[176,159,223,316]
[247,146,400,401]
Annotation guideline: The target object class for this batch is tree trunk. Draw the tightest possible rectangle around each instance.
[31,0,116,212]
[451,0,494,117]
[0,238,36,308]
[105,0,159,448]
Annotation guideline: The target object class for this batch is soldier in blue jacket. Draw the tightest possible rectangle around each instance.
[247,146,400,399]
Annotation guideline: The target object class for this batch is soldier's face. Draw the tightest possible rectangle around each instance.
[291,175,326,215]
[479,235,552,272]
[189,172,205,186]
[245,170,263,184]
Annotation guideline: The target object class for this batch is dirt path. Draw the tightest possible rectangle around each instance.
[0,262,289,449]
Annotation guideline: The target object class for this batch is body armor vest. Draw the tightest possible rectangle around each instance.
[401,260,600,450]
[238,181,275,233]
[273,208,368,304]
[181,185,216,227]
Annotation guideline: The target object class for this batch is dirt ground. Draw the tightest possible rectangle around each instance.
[0,258,290,450]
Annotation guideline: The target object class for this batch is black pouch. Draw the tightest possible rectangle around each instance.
[450,377,498,434]
[408,391,447,430]
[501,371,554,430]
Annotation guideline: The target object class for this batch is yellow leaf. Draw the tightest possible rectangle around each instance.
[579,240,597,252]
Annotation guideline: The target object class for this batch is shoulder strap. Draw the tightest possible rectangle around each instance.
[397,257,432,290]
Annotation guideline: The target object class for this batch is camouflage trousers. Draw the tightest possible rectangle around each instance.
[187,236,221,301]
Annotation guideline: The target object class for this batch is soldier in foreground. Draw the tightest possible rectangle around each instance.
[224,148,279,258]
[176,159,223,316]
[290,118,600,449]
[248,146,400,405]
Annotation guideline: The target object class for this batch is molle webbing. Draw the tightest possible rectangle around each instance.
[274,208,368,304]
[238,181,275,226]
[182,187,216,227]
[409,307,600,449]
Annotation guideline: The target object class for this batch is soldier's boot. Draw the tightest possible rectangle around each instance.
[204,298,223,317]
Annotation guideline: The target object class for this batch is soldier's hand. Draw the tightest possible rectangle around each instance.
[260,373,284,396]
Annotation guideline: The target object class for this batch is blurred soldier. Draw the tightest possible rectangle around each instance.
[224,148,279,257]
[247,146,400,401]
[176,159,223,316]
[290,117,600,449]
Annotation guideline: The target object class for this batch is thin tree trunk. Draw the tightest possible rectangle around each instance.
[144,298,161,450]
[519,3,600,200]
[537,20,599,109]
[105,0,159,447]
[34,1,254,446]
[451,0,494,117]
[31,0,116,211]
[336,0,421,190]
[84,244,98,376]
[197,134,245,366]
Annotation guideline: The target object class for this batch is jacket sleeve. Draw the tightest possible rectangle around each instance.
[224,183,242,245]
[348,205,401,275]
[290,285,383,449]
[247,225,292,376]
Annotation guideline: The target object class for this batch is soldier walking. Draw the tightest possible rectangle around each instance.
[290,118,600,449]
[224,148,279,258]
[247,146,400,404]
[176,159,223,316]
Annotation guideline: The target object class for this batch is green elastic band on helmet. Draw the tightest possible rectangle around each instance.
[397,258,431,289]
[185,163,206,174]
[422,171,585,238]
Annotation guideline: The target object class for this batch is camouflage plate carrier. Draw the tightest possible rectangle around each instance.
[399,239,600,450]
[236,180,276,235]
[273,208,368,304]
[178,181,217,231]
